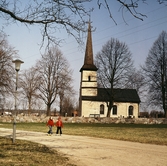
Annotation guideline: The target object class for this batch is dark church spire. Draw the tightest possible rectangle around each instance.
[80,21,98,72]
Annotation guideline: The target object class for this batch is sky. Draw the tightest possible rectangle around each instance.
[1,1,167,100]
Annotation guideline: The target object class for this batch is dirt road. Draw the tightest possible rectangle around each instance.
[0,128,167,166]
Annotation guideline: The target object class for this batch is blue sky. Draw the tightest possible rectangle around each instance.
[1,1,167,99]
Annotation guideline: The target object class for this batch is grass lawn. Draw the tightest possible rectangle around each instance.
[0,122,167,165]
[1,122,167,145]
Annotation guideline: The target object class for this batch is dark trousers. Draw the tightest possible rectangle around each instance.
[56,127,62,135]
[48,126,53,134]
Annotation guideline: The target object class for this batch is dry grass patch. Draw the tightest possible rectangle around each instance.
[0,137,76,166]
[63,123,167,145]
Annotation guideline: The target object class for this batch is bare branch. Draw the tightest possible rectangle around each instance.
[0,0,90,46]
[1,0,165,47]
[117,0,147,21]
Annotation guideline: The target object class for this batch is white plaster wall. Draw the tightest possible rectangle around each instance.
[81,101,103,117]
[82,82,97,87]
[81,101,139,118]
[82,71,97,81]
[81,70,97,96]
[82,88,97,96]
[114,102,139,118]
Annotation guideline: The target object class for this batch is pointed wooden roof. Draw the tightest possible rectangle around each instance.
[80,22,98,72]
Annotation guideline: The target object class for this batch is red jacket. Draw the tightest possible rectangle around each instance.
[47,119,54,126]
[56,120,63,127]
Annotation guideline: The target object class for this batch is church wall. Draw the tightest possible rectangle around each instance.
[81,101,104,117]
[82,71,97,81]
[114,102,139,118]
[82,88,97,96]
[82,82,97,87]
[81,100,139,118]
[81,70,97,96]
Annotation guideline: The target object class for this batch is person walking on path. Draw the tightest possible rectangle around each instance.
[47,117,54,135]
[55,117,63,136]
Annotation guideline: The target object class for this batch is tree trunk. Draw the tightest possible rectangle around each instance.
[107,108,111,117]
[46,104,51,116]
[106,101,113,117]
[28,98,31,115]
[60,98,63,116]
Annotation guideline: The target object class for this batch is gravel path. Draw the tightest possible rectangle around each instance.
[0,128,167,166]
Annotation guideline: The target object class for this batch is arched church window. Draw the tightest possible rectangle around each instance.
[100,104,104,114]
[128,105,133,116]
[113,105,117,115]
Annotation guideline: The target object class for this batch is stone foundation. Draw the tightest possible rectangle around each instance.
[0,114,167,124]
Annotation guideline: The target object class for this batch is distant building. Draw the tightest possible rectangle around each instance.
[79,22,140,118]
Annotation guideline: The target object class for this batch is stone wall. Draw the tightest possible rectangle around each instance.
[0,114,167,124]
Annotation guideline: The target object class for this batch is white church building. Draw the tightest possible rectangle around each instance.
[79,23,140,118]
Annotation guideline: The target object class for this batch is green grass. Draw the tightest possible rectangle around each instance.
[1,122,167,145]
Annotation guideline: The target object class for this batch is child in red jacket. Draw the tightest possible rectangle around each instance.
[55,117,63,136]
[47,117,54,135]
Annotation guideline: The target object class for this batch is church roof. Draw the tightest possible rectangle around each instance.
[81,88,141,103]
[80,22,98,72]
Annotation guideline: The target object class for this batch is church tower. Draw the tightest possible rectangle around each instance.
[79,22,98,116]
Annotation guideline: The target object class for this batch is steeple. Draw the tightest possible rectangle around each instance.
[80,22,98,72]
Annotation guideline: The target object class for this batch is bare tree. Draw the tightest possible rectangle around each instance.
[20,67,42,114]
[60,95,75,117]
[142,31,167,117]
[1,0,166,46]
[0,32,16,106]
[58,66,75,116]
[125,69,145,94]
[95,38,134,117]
[36,46,73,116]
[125,69,148,111]
[58,83,74,116]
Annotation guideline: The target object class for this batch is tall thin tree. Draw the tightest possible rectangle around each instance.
[37,46,73,116]
[142,31,167,117]
[0,32,16,108]
[95,38,134,117]
[20,67,42,114]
